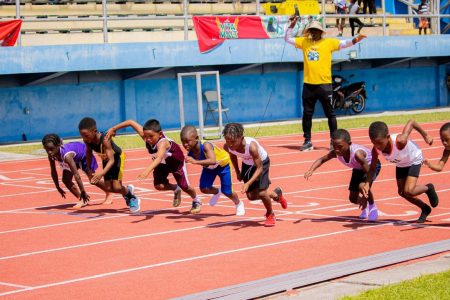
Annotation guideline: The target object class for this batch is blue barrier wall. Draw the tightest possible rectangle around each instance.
[0,36,449,143]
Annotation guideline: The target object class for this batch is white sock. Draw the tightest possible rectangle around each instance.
[174,185,181,193]
[194,196,201,204]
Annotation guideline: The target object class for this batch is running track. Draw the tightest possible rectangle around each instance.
[0,122,449,299]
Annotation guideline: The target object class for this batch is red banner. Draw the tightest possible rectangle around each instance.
[193,16,270,53]
[0,20,22,47]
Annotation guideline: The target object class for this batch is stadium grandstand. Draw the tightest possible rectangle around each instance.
[0,0,448,45]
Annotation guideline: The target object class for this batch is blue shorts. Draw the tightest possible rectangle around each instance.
[199,164,233,195]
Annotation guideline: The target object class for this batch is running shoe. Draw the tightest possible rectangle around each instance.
[173,188,182,207]
[123,184,135,206]
[417,205,431,223]
[209,188,221,207]
[300,140,313,152]
[190,201,202,214]
[425,183,439,208]
[129,197,141,213]
[368,204,378,221]
[235,201,245,216]
[264,212,276,227]
[273,187,288,209]
[359,207,368,219]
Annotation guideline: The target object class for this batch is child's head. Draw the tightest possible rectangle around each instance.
[369,121,390,151]
[440,122,450,150]
[78,117,98,144]
[42,133,63,158]
[331,129,351,156]
[223,123,244,151]
[142,119,163,146]
[180,125,199,152]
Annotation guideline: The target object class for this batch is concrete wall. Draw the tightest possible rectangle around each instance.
[1,60,448,143]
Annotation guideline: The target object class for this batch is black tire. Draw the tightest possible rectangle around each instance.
[351,94,365,113]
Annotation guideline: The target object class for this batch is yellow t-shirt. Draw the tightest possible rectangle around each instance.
[294,37,340,84]
[201,141,231,169]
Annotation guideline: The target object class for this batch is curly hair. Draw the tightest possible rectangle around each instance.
[42,133,62,146]
[223,123,244,140]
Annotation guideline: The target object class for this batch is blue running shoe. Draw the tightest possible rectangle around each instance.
[129,197,141,213]
[124,184,135,206]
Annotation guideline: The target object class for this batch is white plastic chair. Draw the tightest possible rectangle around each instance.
[203,90,230,124]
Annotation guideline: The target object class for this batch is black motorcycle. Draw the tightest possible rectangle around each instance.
[332,75,367,114]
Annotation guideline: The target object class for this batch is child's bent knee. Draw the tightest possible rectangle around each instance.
[154,184,165,191]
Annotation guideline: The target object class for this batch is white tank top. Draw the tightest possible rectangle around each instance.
[379,134,423,167]
[337,143,372,170]
[228,137,268,166]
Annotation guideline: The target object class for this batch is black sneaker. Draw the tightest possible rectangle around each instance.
[300,140,313,151]
[425,183,439,208]
[416,205,431,223]
[190,201,202,214]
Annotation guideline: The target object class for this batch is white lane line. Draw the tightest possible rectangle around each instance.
[0,281,31,289]
[0,214,274,261]
[0,218,394,297]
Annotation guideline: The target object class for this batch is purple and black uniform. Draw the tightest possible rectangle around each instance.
[145,134,190,190]
[55,142,98,174]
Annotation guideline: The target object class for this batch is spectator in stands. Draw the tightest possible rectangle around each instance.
[418,0,429,35]
[348,0,364,36]
[363,0,376,23]
[334,0,347,37]
[285,18,366,151]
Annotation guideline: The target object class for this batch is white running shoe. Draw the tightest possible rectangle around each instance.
[359,207,368,219]
[235,201,245,216]
[209,188,221,206]
[368,204,378,221]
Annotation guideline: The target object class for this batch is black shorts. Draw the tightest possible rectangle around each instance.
[349,160,381,192]
[241,158,271,192]
[102,153,124,181]
[396,164,421,180]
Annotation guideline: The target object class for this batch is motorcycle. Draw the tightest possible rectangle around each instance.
[332,75,367,114]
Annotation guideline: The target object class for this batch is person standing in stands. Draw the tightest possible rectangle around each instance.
[285,18,366,151]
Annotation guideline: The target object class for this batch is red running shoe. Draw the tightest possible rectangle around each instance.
[265,213,276,227]
[274,187,288,209]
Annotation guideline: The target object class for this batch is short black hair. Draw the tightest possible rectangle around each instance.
[331,129,351,143]
[369,121,389,140]
[440,122,450,134]
[223,123,244,139]
[78,117,97,131]
[42,133,62,146]
[180,125,197,139]
[143,119,161,132]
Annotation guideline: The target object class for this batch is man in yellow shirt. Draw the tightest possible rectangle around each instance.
[285,19,366,151]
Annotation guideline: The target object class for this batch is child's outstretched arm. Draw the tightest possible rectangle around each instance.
[424,149,449,172]
[65,153,90,203]
[397,119,433,149]
[224,144,241,181]
[106,120,144,140]
[48,158,66,198]
[361,147,379,198]
[186,142,217,167]
[304,152,336,180]
[138,139,170,180]
[91,140,115,184]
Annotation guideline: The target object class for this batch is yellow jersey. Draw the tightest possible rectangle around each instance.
[294,37,340,84]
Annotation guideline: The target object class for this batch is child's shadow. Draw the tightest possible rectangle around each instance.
[35,203,128,219]
[295,215,384,230]
[207,219,267,231]
[165,212,235,223]
[130,209,181,223]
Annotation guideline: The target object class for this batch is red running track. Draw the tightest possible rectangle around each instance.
[0,122,449,299]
